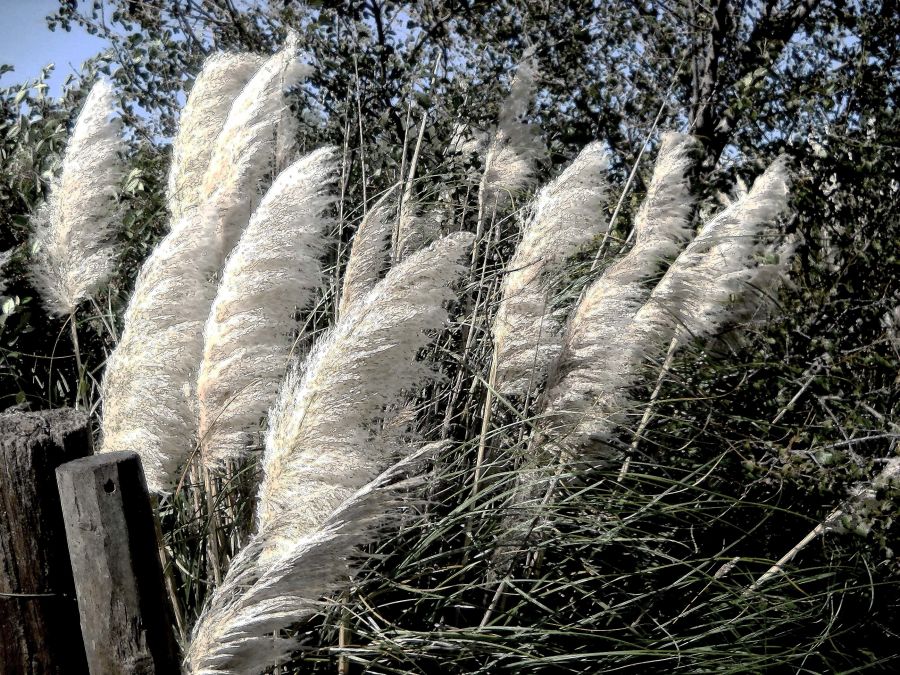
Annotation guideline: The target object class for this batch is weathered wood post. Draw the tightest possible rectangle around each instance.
[0,408,91,674]
[56,451,181,674]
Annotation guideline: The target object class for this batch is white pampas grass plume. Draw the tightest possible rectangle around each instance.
[545,133,697,433]
[0,249,12,295]
[100,218,219,492]
[257,232,474,559]
[449,121,489,161]
[185,449,434,675]
[101,34,313,492]
[202,31,311,261]
[30,80,125,316]
[552,154,790,452]
[395,204,441,263]
[492,141,610,395]
[635,156,791,346]
[168,53,265,223]
[337,185,399,318]
[479,49,545,210]
[197,148,338,467]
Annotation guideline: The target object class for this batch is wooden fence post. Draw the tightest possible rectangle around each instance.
[56,451,181,674]
[0,408,91,675]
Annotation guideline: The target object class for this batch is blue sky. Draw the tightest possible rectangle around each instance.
[0,0,106,95]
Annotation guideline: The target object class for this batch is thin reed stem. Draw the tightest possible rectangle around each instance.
[745,508,842,595]
[68,311,86,411]
[473,353,499,497]
[353,56,368,212]
[90,296,118,342]
[620,335,679,482]
[150,494,187,642]
[202,464,223,587]
[338,606,351,675]
[394,54,442,263]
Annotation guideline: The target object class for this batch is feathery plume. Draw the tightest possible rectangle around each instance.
[635,157,791,346]
[395,204,441,263]
[551,154,790,452]
[185,449,433,675]
[202,31,311,261]
[198,148,338,467]
[168,53,265,223]
[449,121,489,161]
[100,34,312,491]
[492,141,610,395]
[491,137,696,567]
[545,133,697,434]
[0,249,12,295]
[337,185,399,318]
[30,80,125,316]
[100,217,219,492]
[257,233,474,560]
[479,49,545,211]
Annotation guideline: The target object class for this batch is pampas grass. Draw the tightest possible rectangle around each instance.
[551,153,791,455]
[197,147,337,467]
[101,34,308,491]
[485,134,697,569]
[337,185,398,318]
[100,217,220,492]
[634,156,791,350]
[14,22,893,674]
[30,79,125,317]
[185,451,430,675]
[257,232,474,560]
[544,133,697,449]
[492,141,610,396]
[479,49,544,211]
[168,53,264,224]
[201,30,311,261]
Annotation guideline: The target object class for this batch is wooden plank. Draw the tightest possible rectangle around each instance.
[56,451,181,675]
[0,408,91,675]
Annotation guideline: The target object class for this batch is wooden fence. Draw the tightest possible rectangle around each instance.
[0,408,181,674]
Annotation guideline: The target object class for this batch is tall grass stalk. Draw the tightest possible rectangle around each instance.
[474,141,609,494]
[544,132,697,455]
[394,55,442,263]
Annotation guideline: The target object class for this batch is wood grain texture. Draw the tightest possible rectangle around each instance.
[0,408,91,675]
[56,451,180,675]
